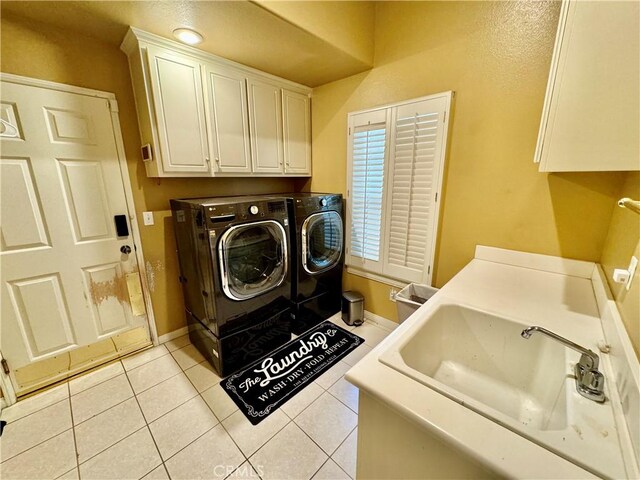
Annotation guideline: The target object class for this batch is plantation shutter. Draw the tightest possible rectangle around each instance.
[347,110,388,273]
[382,97,448,282]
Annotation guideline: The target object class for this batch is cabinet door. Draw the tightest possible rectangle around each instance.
[146,45,211,175]
[536,0,639,172]
[247,78,284,173]
[205,64,252,173]
[282,90,311,175]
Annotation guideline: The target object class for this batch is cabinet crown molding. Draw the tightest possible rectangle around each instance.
[120,27,312,96]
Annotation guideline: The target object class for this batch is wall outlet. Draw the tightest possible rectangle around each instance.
[389,288,398,302]
[142,211,154,226]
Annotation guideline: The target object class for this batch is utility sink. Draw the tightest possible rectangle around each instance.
[396,304,568,430]
[379,302,624,479]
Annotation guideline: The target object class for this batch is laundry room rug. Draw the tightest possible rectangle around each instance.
[222,320,364,425]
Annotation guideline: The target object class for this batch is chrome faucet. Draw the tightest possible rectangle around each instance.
[521,326,605,403]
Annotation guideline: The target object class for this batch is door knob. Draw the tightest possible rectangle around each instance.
[120,245,132,255]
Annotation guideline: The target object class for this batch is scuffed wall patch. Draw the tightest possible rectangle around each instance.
[145,260,164,293]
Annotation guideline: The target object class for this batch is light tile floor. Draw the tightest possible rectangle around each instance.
[0,315,393,480]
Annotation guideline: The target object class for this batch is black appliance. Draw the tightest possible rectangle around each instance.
[170,196,292,376]
[285,193,344,334]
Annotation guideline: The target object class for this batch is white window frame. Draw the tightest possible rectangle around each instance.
[345,91,453,286]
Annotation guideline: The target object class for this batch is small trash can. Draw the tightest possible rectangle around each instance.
[342,291,364,326]
[396,283,438,322]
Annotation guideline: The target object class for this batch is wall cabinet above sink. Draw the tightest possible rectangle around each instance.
[534,0,639,172]
[121,28,312,178]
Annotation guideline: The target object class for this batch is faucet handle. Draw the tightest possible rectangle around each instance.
[575,366,606,403]
[579,352,599,370]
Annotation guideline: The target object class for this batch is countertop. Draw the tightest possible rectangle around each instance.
[346,247,636,479]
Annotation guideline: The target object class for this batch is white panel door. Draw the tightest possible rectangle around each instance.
[0,81,146,371]
[282,89,311,175]
[205,64,252,173]
[146,45,211,175]
[247,78,284,174]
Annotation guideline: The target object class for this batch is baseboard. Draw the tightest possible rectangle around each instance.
[364,310,398,332]
[157,326,189,344]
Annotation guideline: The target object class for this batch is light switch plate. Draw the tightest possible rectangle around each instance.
[142,211,154,226]
[626,256,638,291]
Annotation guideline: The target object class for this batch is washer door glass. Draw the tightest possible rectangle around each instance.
[302,211,343,274]
[219,220,287,301]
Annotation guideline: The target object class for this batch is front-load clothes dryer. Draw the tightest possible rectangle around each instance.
[170,196,291,376]
[285,193,344,334]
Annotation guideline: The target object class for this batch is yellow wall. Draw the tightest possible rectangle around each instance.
[1,13,302,336]
[311,1,626,322]
[2,3,633,339]
[601,172,640,357]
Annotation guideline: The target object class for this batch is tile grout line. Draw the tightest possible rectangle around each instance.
[121,364,168,479]
[138,389,199,426]
[315,456,352,480]
[0,426,75,465]
[179,362,253,467]
[328,424,358,479]
[71,391,135,428]
[77,424,149,469]
[244,418,336,480]
[149,350,261,474]
[287,391,358,462]
[129,368,184,396]
[121,348,170,373]
[69,367,126,398]
[162,421,218,462]
[67,382,82,478]
[121,341,231,473]
[325,382,358,415]
[0,394,69,425]
[0,393,76,465]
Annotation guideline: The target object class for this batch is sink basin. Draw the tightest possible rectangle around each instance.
[396,304,568,430]
[378,301,624,479]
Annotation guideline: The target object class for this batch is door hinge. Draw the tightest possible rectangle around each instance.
[442,110,446,123]
[428,265,431,275]
[108,99,119,113]
[348,127,351,135]
[1,358,9,375]
[435,192,438,202]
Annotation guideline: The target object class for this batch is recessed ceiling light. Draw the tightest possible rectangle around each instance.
[173,28,203,45]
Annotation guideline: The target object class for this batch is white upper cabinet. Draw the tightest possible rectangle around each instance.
[248,78,284,174]
[535,0,639,172]
[146,45,211,175]
[205,64,252,173]
[282,89,311,175]
[121,28,312,178]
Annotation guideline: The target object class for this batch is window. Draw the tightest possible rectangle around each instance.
[346,92,452,285]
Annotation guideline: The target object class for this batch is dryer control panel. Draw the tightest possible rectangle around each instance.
[204,199,288,228]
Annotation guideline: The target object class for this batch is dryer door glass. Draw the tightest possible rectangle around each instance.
[302,211,343,274]
[219,220,287,301]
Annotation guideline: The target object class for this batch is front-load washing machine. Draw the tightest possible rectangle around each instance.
[171,196,291,376]
[284,193,344,334]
